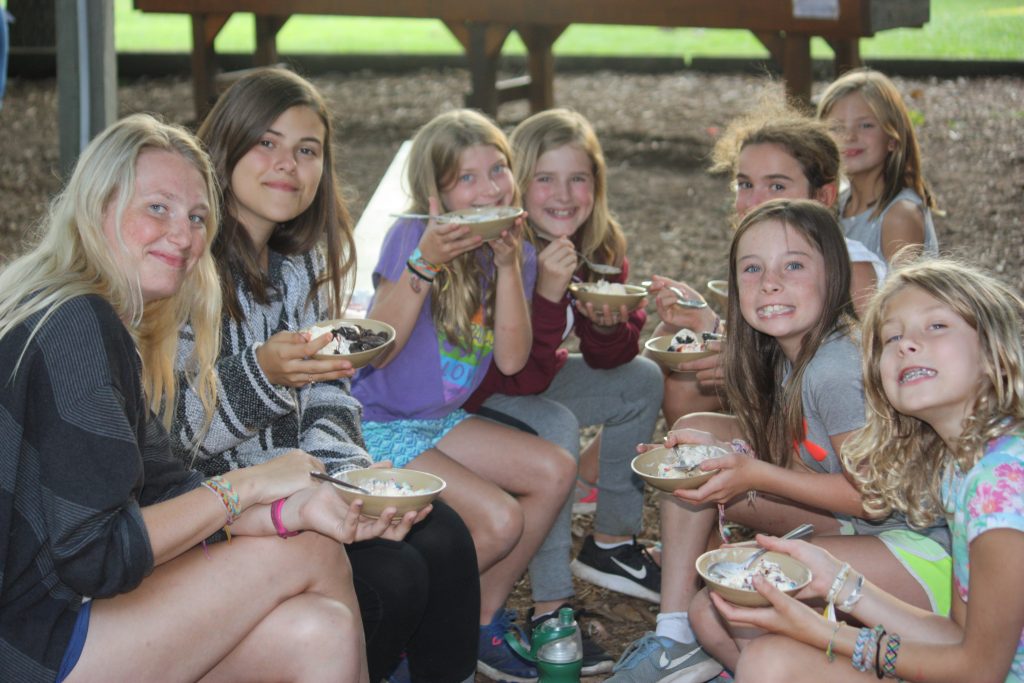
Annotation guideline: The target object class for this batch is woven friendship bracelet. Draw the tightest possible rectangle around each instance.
[882,632,902,678]
[871,627,887,678]
[851,626,871,671]
[408,247,441,275]
[201,476,240,525]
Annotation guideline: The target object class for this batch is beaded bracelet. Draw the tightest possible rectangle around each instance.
[271,498,301,538]
[881,632,902,678]
[838,573,865,612]
[825,620,843,663]
[201,476,240,525]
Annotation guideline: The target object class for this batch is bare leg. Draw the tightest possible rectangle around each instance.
[68,532,366,683]
[735,634,871,683]
[662,371,723,426]
[418,417,576,622]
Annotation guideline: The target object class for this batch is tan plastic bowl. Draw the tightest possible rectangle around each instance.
[706,279,729,310]
[644,334,717,373]
[329,468,446,518]
[569,283,647,312]
[440,206,524,241]
[697,547,812,607]
[631,445,722,492]
[308,318,395,368]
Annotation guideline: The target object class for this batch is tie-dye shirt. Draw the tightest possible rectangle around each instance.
[941,431,1024,682]
[353,217,535,422]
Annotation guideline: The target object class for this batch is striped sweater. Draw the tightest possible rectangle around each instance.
[1,295,202,682]
[173,249,373,475]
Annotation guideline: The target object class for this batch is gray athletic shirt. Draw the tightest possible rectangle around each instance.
[787,332,949,548]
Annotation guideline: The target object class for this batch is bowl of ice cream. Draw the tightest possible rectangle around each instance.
[706,280,729,310]
[306,318,395,368]
[644,330,718,372]
[697,547,811,607]
[631,444,725,492]
[569,281,647,312]
[440,206,524,241]
[327,467,446,518]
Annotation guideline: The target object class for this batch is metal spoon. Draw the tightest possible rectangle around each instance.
[310,470,372,495]
[640,281,708,309]
[707,523,815,581]
[535,228,622,275]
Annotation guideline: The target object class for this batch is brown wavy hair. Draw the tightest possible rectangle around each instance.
[404,109,519,347]
[724,199,856,468]
[843,258,1024,527]
[198,67,355,321]
[510,108,626,279]
[711,97,840,207]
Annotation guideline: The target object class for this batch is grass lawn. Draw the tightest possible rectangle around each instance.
[107,0,1024,60]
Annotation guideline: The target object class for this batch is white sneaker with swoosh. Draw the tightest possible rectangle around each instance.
[605,633,723,683]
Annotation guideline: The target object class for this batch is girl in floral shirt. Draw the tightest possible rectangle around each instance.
[710,258,1024,682]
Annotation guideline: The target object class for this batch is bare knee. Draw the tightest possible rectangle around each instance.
[273,594,364,682]
[734,634,798,683]
[260,531,351,597]
[470,492,524,565]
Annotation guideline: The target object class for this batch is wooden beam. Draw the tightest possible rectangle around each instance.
[190,13,230,120]
[827,37,862,77]
[780,33,812,104]
[517,24,566,112]
[254,15,288,65]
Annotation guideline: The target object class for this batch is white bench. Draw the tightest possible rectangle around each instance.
[347,140,412,317]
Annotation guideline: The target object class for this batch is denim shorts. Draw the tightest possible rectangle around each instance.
[57,599,92,681]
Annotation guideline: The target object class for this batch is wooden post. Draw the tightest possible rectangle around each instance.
[448,21,511,116]
[780,33,813,104]
[254,15,288,65]
[56,0,116,177]
[518,24,566,112]
[190,13,230,121]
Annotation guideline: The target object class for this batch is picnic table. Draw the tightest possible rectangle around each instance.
[132,0,929,119]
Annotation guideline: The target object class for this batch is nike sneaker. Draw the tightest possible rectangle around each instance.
[476,608,539,682]
[605,633,723,683]
[570,535,661,603]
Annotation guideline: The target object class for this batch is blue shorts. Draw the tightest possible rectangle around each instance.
[363,410,469,467]
[57,599,92,681]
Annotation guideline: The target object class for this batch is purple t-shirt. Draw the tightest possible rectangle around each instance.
[353,218,536,421]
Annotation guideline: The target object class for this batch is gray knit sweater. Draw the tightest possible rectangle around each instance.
[173,249,373,475]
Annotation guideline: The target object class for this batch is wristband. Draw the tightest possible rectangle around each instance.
[838,573,865,612]
[201,476,240,525]
[873,628,888,679]
[826,562,851,606]
[271,498,300,538]
[825,620,843,663]
[881,632,902,678]
[406,261,436,283]
[409,246,441,275]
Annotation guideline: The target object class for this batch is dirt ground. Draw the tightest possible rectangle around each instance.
[1,68,1022,680]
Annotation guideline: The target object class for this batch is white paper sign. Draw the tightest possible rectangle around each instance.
[792,0,840,20]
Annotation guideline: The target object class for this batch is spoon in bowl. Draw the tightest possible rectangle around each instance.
[310,470,372,495]
[640,281,708,309]
[707,523,815,581]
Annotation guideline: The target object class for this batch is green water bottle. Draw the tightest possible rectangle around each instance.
[507,606,583,683]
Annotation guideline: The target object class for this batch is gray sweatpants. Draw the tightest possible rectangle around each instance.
[479,354,664,602]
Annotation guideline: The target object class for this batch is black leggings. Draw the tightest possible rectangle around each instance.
[349,499,479,682]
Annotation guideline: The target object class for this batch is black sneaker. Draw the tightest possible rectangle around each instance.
[570,535,661,603]
[528,604,615,676]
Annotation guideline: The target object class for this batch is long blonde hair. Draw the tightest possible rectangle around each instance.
[843,258,1024,527]
[405,109,519,347]
[510,108,626,279]
[724,199,856,468]
[0,114,222,429]
[817,68,935,218]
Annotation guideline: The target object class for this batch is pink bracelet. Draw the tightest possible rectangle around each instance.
[270,498,300,538]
